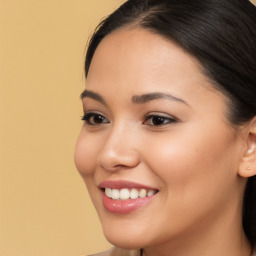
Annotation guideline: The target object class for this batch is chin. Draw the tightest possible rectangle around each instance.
[106,237,143,250]
[102,225,147,250]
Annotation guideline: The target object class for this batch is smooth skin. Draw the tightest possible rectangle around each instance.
[75,28,256,256]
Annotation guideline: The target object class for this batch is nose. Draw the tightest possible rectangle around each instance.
[97,125,140,172]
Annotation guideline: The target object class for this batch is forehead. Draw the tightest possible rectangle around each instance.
[86,28,227,113]
[89,28,199,73]
[87,28,209,90]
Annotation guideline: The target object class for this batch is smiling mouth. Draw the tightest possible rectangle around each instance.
[99,181,159,213]
[103,188,158,200]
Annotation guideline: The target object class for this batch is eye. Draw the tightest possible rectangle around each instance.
[143,114,177,126]
[81,112,109,125]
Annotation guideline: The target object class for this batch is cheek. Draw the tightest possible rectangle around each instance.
[74,132,104,209]
[143,125,239,191]
[74,131,99,177]
[142,131,201,180]
[139,127,241,235]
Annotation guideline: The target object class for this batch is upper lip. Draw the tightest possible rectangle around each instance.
[98,180,158,191]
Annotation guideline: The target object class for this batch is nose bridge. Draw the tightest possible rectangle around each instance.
[97,121,139,171]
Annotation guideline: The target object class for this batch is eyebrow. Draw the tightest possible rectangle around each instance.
[80,90,107,105]
[80,90,188,106]
[132,92,188,105]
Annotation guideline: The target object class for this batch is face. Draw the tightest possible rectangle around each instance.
[75,28,246,249]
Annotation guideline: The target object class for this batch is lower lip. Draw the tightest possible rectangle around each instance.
[102,192,156,214]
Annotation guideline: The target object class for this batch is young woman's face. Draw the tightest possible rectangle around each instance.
[75,28,247,249]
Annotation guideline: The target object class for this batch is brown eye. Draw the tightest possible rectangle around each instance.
[144,115,177,126]
[81,113,109,125]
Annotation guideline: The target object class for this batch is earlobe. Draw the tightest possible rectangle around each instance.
[238,117,256,178]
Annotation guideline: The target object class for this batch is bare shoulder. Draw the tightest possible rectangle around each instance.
[88,247,140,256]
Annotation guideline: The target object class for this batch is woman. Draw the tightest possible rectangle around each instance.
[74,0,256,255]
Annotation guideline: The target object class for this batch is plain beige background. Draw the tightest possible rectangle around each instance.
[0,1,124,255]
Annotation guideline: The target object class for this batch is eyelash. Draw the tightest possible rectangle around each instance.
[81,112,177,127]
[81,112,109,125]
[143,114,177,126]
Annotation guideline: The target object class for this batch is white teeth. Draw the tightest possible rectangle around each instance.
[111,189,120,200]
[130,188,139,199]
[139,189,147,198]
[120,188,130,200]
[105,188,112,198]
[105,188,157,200]
[147,189,155,196]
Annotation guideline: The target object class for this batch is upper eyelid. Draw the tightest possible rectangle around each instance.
[83,109,103,114]
[144,114,177,122]
[82,109,108,118]
[82,111,108,118]
[145,115,176,120]
[145,112,178,120]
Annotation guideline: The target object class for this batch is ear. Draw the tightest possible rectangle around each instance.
[238,117,256,178]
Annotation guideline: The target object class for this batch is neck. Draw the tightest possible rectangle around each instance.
[142,232,251,256]
[142,208,251,256]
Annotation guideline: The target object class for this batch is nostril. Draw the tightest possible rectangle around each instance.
[97,137,140,172]
[98,154,140,172]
